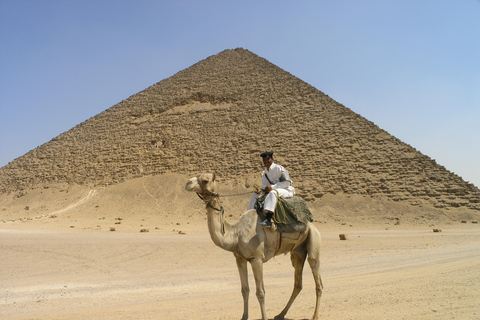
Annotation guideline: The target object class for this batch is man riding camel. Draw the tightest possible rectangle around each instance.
[247,151,295,227]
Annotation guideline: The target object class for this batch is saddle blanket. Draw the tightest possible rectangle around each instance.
[256,195,313,233]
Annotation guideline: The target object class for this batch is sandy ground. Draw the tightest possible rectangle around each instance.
[1,175,480,319]
[2,226,480,320]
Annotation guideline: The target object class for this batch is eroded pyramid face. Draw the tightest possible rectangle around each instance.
[1,48,478,212]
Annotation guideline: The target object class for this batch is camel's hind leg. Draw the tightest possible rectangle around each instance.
[274,246,307,320]
[307,227,323,320]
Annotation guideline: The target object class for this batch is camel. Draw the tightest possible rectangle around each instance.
[185,173,323,320]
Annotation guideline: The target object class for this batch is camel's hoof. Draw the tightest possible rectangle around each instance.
[274,315,285,320]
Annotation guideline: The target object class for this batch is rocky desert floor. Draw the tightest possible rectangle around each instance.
[1,174,479,319]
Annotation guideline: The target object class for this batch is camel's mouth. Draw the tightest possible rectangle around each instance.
[185,177,200,192]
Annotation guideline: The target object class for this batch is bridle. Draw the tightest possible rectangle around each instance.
[196,176,226,236]
[196,177,222,212]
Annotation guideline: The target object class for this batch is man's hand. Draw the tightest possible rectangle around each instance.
[264,185,272,193]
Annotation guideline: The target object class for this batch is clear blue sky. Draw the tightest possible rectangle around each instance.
[1,1,479,187]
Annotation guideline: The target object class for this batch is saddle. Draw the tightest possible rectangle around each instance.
[255,195,313,233]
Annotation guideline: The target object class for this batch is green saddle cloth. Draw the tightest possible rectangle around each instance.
[256,195,313,233]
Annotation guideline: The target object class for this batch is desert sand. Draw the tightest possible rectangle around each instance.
[1,174,479,319]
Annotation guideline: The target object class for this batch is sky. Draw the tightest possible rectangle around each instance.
[1,0,479,187]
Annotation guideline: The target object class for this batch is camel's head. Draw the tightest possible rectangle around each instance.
[185,173,219,196]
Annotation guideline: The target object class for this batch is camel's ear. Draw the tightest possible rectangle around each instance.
[212,172,216,181]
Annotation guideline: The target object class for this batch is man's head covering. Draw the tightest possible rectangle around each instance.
[260,151,274,158]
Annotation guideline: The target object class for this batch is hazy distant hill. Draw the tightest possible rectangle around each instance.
[1,48,478,211]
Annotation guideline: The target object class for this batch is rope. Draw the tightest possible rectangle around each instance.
[272,189,287,224]
[219,191,254,198]
[218,184,264,198]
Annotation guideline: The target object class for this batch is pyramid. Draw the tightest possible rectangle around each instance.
[1,48,479,211]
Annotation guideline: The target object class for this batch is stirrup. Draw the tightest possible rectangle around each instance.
[258,219,272,227]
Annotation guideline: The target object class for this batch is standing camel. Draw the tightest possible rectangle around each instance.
[185,173,323,320]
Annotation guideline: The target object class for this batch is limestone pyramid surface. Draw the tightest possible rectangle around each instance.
[1,48,479,211]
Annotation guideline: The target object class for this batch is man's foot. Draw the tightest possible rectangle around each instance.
[258,219,272,227]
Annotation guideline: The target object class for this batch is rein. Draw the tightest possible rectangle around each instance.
[196,192,222,211]
[196,187,252,201]
[217,191,253,198]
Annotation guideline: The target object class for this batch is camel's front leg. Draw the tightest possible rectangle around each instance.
[235,255,249,320]
[250,258,267,320]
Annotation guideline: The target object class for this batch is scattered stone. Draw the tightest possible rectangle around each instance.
[472,221,478,224]
[140,228,149,233]
[178,230,186,235]
[109,227,116,231]
[339,234,348,240]
[70,226,75,228]
[115,221,121,224]
[115,217,123,221]
[461,220,467,223]
[433,229,442,233]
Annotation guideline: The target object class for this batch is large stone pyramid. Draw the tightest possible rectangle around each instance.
[1,48,479,211]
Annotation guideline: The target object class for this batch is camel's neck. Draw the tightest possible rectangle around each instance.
[205,197,236,252]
